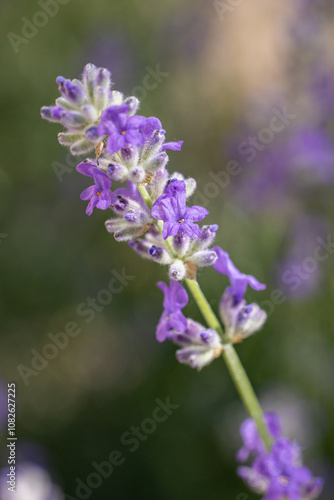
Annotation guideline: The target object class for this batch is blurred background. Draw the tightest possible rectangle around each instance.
[1,0,334,498]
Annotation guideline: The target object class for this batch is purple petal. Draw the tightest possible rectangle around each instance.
[162,140,183,151]
[170,280,189,308]
[92,169,112,190]
[127,115,147,129]
[186,205,209,222]
[125,129,146,146]
[86,197,99,216]
[76,162,96,177]
[96,190,111,210]
[80,185,97,201]
[246,275,266,291]
[169,310,188,332]
[180,222,202,239]
[151,195,176,222]
[107,134,125,154]
[142,117,163,137]
[162,221,179,239]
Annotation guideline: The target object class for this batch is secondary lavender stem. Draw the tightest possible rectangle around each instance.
[140,184,271,451]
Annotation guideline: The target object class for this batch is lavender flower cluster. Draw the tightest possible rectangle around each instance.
[41,63,268,371]
[237,413,323,500]
[42,64,323,499]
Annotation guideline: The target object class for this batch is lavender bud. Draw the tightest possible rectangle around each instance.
[57,132,82,146]
[142,129,165,158]
[170,171,184,181]
[128,240,152,259]
[85,126,101,142]
[56,77,86,106]
[192,225,219,251]
[59,110,86,129]
[124,96,140,116]
[70,138,95,156]
[145,152,169,173]
[93,87,109,113]
[149,246,173,265]
[114,225,149,242]
[110,196,128,214]
[129,166,146,183]
[169,260,186,281]
[110,90,124,106]
[80,105,98,123]
[95,68,112,89]
[172,234,191,257]
[106,163,128,181]
[187,250,217,268]
[185,178,196,198]
[125,210,141,223]
[147,167,168,200]
[121,144,139,166]
[219,289,267,342]
[82,63,98,97]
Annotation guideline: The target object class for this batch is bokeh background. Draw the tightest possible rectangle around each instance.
[1,0,334,498]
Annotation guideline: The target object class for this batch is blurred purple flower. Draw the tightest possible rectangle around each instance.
[237,412,282,462]
[239,438,323,500]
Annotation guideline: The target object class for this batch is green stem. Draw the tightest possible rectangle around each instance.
[185,278,225,338]
[185,279,271,450]
[222,344,272,450]
[137,184,153,209]
[138,184,271,451]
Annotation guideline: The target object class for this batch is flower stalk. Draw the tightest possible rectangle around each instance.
[140,184,271,451]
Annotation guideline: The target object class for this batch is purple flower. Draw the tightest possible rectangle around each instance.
[98,104,147,154]
[76,162,114,215]
[213,247,266,301]
[237,412,282,462]
[151,179,209,239]
[237,413,324,500]
[156,280,188,342]
[239,438,323,500]
[168,319,223,370]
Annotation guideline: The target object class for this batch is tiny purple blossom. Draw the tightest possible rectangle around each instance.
[213,247,266,301]
[98,104,147,154]
[240,438,323,500]
[151,179,209,239]
[156,280,188,342]
[76,163,114,215]
[237,412,282,462]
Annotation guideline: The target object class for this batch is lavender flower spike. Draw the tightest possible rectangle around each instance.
[156,280,188,342]
[213,247,266,301]
[151,179,209,239]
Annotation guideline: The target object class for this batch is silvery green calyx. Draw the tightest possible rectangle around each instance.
[219,290,267,343]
